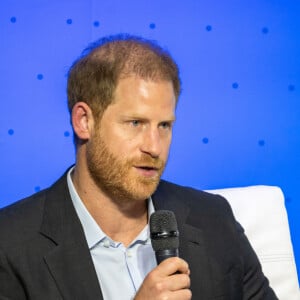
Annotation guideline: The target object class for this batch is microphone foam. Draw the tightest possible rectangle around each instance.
[150,210,179,252]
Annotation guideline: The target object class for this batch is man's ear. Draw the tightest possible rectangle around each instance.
[71,102,94,141]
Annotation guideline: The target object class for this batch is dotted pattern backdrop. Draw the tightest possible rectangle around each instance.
[1,0,299,281]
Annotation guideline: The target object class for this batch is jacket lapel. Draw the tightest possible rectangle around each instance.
[181,215,214,298]
[39,172,104,300]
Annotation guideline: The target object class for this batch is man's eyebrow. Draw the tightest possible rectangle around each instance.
[120,114,176,122]
[161,116,176,122]
[159,118,175,123]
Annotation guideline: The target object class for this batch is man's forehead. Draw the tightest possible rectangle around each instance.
[101,77,176,115]
[115,75,175,93]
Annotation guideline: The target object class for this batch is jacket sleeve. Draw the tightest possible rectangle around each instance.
[0,247,27,300]
[235,222,279,300]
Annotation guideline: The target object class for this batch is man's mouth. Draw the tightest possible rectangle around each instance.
[134,165,160,177]
[138,166,159,170]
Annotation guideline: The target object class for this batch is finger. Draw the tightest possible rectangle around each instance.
[173,288,192,300]
[162,288,192,300]
[174,289,192,300]
[168,273,191,291]
[156,257,190,276]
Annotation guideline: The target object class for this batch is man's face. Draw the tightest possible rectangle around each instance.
[86,76,176,203]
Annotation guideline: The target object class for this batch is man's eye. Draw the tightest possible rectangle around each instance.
[131,120,140,127]
[160,122,172,129]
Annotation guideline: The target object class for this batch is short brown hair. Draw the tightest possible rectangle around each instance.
[67,34,181,122]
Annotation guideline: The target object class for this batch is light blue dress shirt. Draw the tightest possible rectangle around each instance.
[67,168,157,300]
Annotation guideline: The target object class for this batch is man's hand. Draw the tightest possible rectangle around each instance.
[134,257,192,300]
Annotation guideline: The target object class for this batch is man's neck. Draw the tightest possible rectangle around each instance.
[71,163,148,247]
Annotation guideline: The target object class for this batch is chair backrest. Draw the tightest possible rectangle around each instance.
[206,185,300,300]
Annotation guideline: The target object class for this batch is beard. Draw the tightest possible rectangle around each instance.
[86,131,167,204]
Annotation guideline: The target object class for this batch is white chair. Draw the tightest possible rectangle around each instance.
[207,185,300,300]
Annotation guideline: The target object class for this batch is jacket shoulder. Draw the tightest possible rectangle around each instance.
[0,190,47,245]
[0,170,69,247]
[156,179,233,214]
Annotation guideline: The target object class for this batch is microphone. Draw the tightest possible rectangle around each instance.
[150,210,179,264]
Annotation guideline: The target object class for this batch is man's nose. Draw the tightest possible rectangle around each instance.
[140,128,162,158]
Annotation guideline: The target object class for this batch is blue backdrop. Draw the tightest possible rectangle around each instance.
[1,0,299,282]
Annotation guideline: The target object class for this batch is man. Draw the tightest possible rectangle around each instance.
[0,34,277,299]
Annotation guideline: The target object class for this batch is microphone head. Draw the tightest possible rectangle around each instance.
[150,210,179,252]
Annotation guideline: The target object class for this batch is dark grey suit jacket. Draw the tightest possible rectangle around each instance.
[0,170,278,299]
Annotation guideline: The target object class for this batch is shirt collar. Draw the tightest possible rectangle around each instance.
[67,167,155,249]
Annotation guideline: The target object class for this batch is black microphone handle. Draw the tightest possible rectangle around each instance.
[155,248,179,264]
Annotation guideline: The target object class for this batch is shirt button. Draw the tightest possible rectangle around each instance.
[103,240,110,248]
[127,250,133,257]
